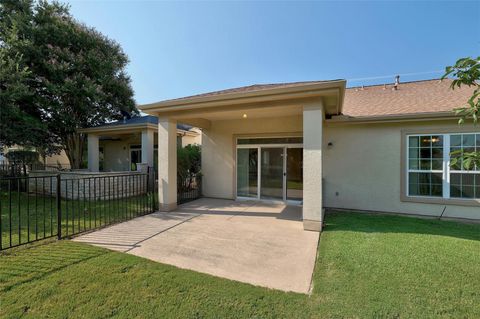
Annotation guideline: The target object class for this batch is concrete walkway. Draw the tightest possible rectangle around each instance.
[73,198,319,293]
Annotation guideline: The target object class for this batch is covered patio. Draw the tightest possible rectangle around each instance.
[140,80,346,231]
[73,198,319,293]
[80,116,200,172]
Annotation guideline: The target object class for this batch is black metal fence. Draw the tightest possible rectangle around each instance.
[0,172,155,251]
[177,174,202,204]
[0,163,70,177]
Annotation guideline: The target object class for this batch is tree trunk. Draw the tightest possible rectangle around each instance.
[64,133,85,169]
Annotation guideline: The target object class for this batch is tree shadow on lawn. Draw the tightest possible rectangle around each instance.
[323,210,480,242]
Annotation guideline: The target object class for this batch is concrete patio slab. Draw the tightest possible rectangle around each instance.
[73,198,319,293]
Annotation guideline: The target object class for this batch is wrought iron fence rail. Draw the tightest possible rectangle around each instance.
[1,168,202,251]
[0,172,156,251]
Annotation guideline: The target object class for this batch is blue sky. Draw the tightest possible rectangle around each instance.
[64,1,480,105]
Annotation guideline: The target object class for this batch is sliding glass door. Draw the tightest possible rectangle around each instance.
[237,148,258,198]
[286,148,303,201]
[260,148,284,200]
[236,138,303,203]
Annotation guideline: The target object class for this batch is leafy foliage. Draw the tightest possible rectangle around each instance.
[0,0,137,167]
[442,56,480,125]
[443,56,480,170]
[4,149,40,175]
[450,149,480,171]
[4,149,40,165]
[177,144,201,179]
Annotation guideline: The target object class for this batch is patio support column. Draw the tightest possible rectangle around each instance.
[141,129,154,168]
[87,133,99,172]
[158,117,177,211]
[302,101,324,232]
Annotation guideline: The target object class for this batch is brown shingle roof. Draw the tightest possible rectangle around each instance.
[162,80,342,103]
[342,79,475,118]
[152,78,474,119]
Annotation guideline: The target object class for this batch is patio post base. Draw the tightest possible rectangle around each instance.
[303,219,322,232]
[158,203,178,212]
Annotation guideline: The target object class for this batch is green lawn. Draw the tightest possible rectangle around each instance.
[0,191,154,249]
[1,212,479,318]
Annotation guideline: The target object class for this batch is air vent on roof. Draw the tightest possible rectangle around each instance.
[393,75,400,90]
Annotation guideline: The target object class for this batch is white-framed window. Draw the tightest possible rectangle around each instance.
[407,133,480,200]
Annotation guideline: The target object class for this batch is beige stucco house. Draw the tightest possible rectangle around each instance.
[0,144,71,168]
[136,78,479,232]
[80,115,201,172]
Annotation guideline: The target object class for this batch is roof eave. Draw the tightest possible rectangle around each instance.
[78,122,158,134]
[139,80,346,115]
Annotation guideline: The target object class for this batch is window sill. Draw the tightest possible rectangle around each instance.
[401,194,480,207]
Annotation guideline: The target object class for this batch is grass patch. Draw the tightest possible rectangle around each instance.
[1,212,479,318]
[0,191,154,249]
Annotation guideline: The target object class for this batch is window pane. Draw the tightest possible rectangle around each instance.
[450,183,461,197]
[419,183,430,196]
[409,159,419,170]
[450,173,461,185]
[420,160,431,170]
[409,148,419,159]
[408,182,419,196]
[463,174,475,186]
[409,136,419,148]
[432,135,443,147]
[431,184,443,197]
[462,185,475,199]
[420,136,432,147]
[431,173,443,184]
[449,173,480,199]
[463,134,475,147]
[419,173,430,184]
[451,135,462,147]
[420,148,431,159]
[237,148,258,198]
[432,159,443,170]
[407,134,444,198]
[431,147,443,159]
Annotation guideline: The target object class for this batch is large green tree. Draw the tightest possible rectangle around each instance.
[0,0,137,168]
[442,56,480,170]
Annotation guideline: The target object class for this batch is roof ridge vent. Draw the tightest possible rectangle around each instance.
[393,75,400,90]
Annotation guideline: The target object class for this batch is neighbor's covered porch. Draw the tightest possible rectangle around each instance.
[81,122,157,173]
[140,81,346,231]
[80,119,198,173]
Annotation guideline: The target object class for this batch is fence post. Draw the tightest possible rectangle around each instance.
[146,167,151,213]
[56,174,62,239]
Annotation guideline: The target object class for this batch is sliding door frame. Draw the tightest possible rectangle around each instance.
[236,142,303,203]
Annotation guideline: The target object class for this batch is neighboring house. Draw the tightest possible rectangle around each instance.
[80,115,201,172]
[0,145,71,168]
[134,78,479,231]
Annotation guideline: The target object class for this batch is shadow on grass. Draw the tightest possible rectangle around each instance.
[0,242,108,293]
[324,210,480,242]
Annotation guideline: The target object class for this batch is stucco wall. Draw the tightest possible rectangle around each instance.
[202,116,480,221]
[201,115,302,199]
[44,150,70,167]
[323,120,480,220]
[102,140,132,171]
[181,128,202,147]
